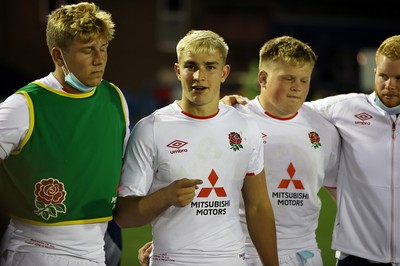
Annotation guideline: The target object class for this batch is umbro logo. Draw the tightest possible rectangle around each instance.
[167,140,188,154]
[354,112,372,125]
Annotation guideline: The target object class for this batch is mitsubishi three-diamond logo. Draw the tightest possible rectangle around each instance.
[272,163,308,206]
[197,169,227,197]
[192,169,230,215]
[278,162,304,189]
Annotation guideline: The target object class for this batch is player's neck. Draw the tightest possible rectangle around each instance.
[177,100,219,118]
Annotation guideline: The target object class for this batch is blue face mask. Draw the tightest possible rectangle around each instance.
[374,95,400,115]
[60,50,95,92]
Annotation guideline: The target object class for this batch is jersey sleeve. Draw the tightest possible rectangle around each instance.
[0,94,30,159]
[245,116,264,176]
[306,98,334,122]
[118,115,156,197]
[323,122,341,188]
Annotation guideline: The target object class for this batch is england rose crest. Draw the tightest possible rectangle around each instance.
[34,178,67,220]
[229,132,243,151]
[308,131,322,149]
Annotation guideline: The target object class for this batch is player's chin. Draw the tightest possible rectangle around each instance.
[87,78,103,87]
[382,96,400,107]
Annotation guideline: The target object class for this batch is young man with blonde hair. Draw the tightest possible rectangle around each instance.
[115,30,278,266]
[138,35,340,266]
[0,2,130,265]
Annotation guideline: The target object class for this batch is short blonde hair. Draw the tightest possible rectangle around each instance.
[259,36,317,70]
[46,2,115,50]
[176,30,229,64]
[376,35,400,61]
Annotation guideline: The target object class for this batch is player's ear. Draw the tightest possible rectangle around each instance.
[221,65,231,83]
[258,70,267,86]
[51,48,64,67]
[174,63,181,80]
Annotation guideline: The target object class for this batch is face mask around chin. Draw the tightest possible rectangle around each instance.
[59,49,96,93]
[374,95,400,115]
[64,71,96,92]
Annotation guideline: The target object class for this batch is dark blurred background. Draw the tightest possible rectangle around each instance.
[1,0,399,123]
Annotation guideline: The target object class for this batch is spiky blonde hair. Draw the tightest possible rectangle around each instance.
[176,30,229,64]
[46,2,115,50]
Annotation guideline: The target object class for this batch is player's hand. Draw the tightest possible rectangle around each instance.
[220,94,248,106]
[138,241,152,266]
[166,178,203,207]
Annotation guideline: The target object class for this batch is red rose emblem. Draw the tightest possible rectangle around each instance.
[308,131,322,149]
[35,178,66,205]
[308,132,320,143]
[33,178,67,220]
[228,132,243,151]
[229,132,242,145]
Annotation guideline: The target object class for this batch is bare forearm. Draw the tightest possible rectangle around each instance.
[115,178,202,228]
[246,206,278,266]
[242,171,278,265]
[114,187,171,228]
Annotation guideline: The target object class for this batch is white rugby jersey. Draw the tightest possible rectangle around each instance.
[119,101,264,265]
[237,97,340,260]
[309,92,400,263]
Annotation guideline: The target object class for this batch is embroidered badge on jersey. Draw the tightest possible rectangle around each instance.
[354,112,373,125]
[228,132,243,151]
[308,131,322,149]
[166,139,188,154]
[34,178,67,220]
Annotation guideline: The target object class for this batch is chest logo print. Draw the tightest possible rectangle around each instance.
[167,140,188,149]
[34,178,67,220]
[354,112,372,125]
[167,140,188,154]
[229,132,243,151]
[308,131,322,149]
[278,163,304,189]
[198,169,227,197]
